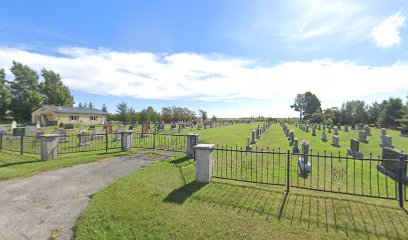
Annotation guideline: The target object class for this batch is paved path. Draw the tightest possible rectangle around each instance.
[0,151,175,240]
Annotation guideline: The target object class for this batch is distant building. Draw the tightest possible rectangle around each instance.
[31,105,107,126]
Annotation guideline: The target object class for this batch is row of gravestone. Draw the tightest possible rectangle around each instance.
[246,121,272,150]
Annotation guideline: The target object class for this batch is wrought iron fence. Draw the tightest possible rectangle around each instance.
[132,132,187,152]
[0,133,40,155]
[213,146,408,205]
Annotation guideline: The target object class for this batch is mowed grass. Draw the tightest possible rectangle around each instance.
[256,124,408,157]
[74,153,408,239]
[0,149,143,180]
[188,122,262,147]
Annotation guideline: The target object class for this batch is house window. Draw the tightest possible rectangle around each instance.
[90,116,98,121]
[70,115,79,121]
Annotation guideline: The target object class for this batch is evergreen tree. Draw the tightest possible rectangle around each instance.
[89,101,94,109]
[9,61,44,121]
[40,68,74,106]
[101,104,108,113]
[0,68,12,119]
[116,102,129,124]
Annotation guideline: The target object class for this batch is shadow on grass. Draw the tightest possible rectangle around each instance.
[164,180,207,204]
[186,180,408,239]
[0,159,44,167]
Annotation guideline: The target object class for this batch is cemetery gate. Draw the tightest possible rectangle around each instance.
[212,146,408,207]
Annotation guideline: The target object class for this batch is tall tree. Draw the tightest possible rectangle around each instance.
[199,109,207,121]
[0,68,12,119]
[116,102,129,124]
[290,92,321,120]
[78,102,83,108]
[40,68,74,106]
[161,107,173,123]
[101,104,108,113]
[89,101,94,109]
[367,101,383,124]
[341,100,367,124]
[9,61,44,121]
[83,102,88,108]
[378,97,404,128]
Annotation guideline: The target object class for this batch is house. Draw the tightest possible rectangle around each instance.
[31,105,107,126]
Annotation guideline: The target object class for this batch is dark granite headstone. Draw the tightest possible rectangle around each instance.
[377,148,407,183]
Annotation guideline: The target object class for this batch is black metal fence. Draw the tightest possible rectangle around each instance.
[0,131,188,155]
[0,133,40,155]
[213,146,408,206]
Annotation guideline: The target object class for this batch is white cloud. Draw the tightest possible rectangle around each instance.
[371,11,406,47]
[0,47,407,109]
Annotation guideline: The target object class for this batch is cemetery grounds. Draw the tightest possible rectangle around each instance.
[1,122,408,239]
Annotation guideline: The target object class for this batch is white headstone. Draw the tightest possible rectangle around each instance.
[11,120,17,129]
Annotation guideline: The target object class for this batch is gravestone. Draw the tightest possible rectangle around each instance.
[92,130,103,140]
[251,130,256,144]
[64,124,74,130]
[321,130,327,142]
[25,126,36,135]
[107,124,113,134]
[331,135,340,147]
[328,127,332,133]
[364,125,372,136]
[351,124,355,130]
[11,120,17,129]
[13,127,25,137]
[289,130,294,146]
[347,139,363,159]
[88,125,96,130]
[114,127,125,141]
[129,125,134,131]
[380,135,393,148]
[377,148,407,183]
[358,130,368,143]
[337,123,341,130]
[334,128,339,135]
[78,133,91,147]
[311,128,316,136]
[246,136,252,151]
[344,125,349,132]
[323,125,326,131]
[381,128,387,136]
[53,129,68,142]
[318,124,321,130]
[292,138,300,153]
[305,126,309,132]
[298,140,312,176]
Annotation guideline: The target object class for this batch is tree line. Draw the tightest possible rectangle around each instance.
[110,102,211,124]
[291,91,408,128]
[0,61,74,121]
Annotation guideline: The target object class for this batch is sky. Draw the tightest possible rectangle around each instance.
[0,0,407,118]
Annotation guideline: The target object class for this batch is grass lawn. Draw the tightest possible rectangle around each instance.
[187,122,262,147]
[74,153,408,239]
[0,148,144,180]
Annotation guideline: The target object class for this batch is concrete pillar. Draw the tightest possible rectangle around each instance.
[194,144,215,183]
[187,134,199,157]
[121,131,134,151]
[40,134,59,160]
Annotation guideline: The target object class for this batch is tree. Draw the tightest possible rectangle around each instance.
[40,68,74,107]
[83,102,88,108]
[290,92,321,121]
[211,115,217,123]
[341,100,367,124]
[161,107,173,123]
[367,102,383,124]
[378,97,404,128]
[310,109,324,123]
[101,104,108,113]
[9,61,44,121]
[199,109,207,121]
[116,102,129,124]
[89,101,94,109]
[0,68,12,119]
[129,107,137,124]
[78,102,83,108]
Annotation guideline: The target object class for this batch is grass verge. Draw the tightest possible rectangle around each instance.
[74,153,408,239]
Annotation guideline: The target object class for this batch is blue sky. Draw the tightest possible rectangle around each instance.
[0,0,407,117]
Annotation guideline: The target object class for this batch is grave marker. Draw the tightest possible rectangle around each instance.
[347,139,363,159]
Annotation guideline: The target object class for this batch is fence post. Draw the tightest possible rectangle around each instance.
[105,127,108,153]
[194,144,214,183]
[153,127,156,149]
[0,131,2,151]
[40,134,59,160]
[20,135,23,155]
[398,152,406,208]
[287,150,290,192]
